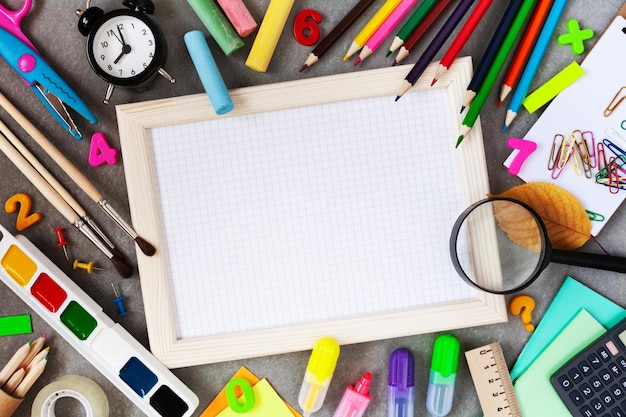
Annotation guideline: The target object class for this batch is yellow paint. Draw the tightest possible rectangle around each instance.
[2,245,37,286]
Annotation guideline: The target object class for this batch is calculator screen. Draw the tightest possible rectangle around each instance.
[619,330,626,347]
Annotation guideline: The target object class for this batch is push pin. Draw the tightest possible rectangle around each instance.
[54,227,70,261]
[111,283,128,316]
[73,259,103,274]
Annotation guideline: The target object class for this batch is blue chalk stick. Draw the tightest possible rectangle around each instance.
[184,30,234,115]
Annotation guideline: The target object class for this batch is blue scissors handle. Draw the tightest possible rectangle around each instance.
[0,0,34,50]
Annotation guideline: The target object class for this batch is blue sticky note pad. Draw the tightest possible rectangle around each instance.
[510,276,626,381]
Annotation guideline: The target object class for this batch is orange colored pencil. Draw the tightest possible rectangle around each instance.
[432,0,495,85]
[499,0,554,105]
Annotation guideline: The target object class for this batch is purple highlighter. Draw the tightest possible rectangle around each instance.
[388,348,415,417]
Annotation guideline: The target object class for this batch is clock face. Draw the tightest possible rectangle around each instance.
[87,10,165,86]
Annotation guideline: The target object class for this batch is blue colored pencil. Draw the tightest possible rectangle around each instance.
[504,0,569,130]
[461,0,523,110]
[395,0,477,100]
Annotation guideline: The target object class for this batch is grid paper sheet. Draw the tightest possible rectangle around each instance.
[148,88,476,340]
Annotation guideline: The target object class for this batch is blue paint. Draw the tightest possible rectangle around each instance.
[120,357,158,397]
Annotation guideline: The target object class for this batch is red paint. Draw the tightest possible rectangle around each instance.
[31,273,67,312]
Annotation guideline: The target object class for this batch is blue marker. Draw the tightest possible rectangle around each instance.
[426,335,460,417]
[388,348,414,417]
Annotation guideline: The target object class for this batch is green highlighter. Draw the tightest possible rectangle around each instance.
[426,334,460,417]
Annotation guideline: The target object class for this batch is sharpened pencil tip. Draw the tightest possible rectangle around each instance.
[456,135,464,148]
[299,64,307,72]
[386,50,392,57]
[391,61,398,67]
[431,78,437,86]
[460,106,465,113]
[503,124,508,132]
[353,57,361,67]
[497,99,502,108]
[395,95,401,102]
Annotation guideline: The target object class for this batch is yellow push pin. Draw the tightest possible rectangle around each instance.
[73,259,104,274]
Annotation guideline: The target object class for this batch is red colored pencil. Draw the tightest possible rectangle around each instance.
[499,0,554,105]
[431,0,495,85]
[393,0,454,65]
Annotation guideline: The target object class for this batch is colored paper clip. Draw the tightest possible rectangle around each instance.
[0,2,97,140]
[602,138,626,176]
[586,210,605,222]
[595,155,626,193]
[597,141,608,175]
[604,86,626,117]
[572,130,592,178]
[548,134,564,171]
[609,157,620,194]
[582,131,596,167]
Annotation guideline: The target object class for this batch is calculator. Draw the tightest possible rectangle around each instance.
[551,317,626,417]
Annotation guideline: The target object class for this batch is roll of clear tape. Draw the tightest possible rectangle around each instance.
[31,375,109,417]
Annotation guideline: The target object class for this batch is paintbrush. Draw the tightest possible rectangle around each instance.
[0,130,132,278]
[0,91,155,256]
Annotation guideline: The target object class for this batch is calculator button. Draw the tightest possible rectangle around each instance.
[618,358,626,371]
[602,369,615,384]
[591,354,604,369]
[570,390,585,406]
[607,341,620,357]
[558,375,573,391]
[592,376,605,391]
[570,368,584,384]
[592,398,606,413]
[601,391,616,407]
[582,383,595,398]
[581,361,594,376]
[612,408,625,417]
[611,384,624,400]
[600,347,612,362]
[612,364,623,377]
[581,406,594,417]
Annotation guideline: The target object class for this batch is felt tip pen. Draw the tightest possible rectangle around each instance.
[298,337,341,417]
[333,372,372,417]
[388,348,414,417]
[426,334,460,417]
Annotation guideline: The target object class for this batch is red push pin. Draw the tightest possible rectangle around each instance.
[54,227,69,261]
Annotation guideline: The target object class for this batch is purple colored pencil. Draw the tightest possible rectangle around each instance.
[396,0,477,100]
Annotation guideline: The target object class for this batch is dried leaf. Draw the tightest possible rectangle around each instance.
[489,182,591,250]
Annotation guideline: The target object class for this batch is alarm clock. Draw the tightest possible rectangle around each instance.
[76,0,175,104]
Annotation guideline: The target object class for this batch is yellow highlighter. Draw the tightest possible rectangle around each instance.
[298,337,341,417]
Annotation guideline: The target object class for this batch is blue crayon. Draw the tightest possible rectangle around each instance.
[184,30,234,115]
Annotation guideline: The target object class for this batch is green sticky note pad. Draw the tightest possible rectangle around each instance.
[0,314,32,336]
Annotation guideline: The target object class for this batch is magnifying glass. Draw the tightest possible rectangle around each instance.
[450,197,626,294]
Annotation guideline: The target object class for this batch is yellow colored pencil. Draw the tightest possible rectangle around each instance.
[343,0,403,60]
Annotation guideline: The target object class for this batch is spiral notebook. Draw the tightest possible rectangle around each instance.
[117,59,506,368]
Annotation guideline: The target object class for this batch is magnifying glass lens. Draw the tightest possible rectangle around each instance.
[452,199,548,294]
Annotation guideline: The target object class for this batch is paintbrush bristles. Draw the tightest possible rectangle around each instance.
[111,255,133,278]
[135,236,156,256]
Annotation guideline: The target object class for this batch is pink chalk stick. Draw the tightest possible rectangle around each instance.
[216,0,258,37]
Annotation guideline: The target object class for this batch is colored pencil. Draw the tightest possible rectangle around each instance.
[387,0,439,56]
[499,0,554,104]
[17,334,46,369]
[25,347,49,373]
[456,0,537,147]
[0,91,155,257]
[355,0,419,65]
[396,0,477,100]
[461,0,524,110]
[3,367,25,394]
[300,0,377,71]
[343,0,403,61]
[505,0,569,130]
[393,0,454,65]
[246,0,296,72]
[431,0,495,85]
[0,342,29,387]
[13,358,47,398]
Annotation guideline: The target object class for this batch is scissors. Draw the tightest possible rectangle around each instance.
[0,0,97,140]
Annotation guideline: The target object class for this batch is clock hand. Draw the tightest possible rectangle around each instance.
[117,25,126,46]
[113,44,132,64]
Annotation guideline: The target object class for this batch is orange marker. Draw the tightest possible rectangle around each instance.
[499,0,554,105]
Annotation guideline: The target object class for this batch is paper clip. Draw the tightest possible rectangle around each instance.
[582,131,596,167]
[602,138,626,176]
[609,157,620,194]
[604,86,626,117]
[572,130,592,178]
[596,155,626,192]
[597,142,608,175]
[548,134,564,170]
[586,210,605,222]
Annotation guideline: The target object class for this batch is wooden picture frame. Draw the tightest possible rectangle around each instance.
[116,58,507,368]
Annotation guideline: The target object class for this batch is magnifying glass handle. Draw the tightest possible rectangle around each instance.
[551,249,626,274]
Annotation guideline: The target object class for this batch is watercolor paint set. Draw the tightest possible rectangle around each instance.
[0,224,199,417]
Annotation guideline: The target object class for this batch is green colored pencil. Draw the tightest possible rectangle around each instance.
[456,0,537,148]
[387,0,439,56]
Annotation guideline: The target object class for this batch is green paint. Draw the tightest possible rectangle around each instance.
[60,301,97,340]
